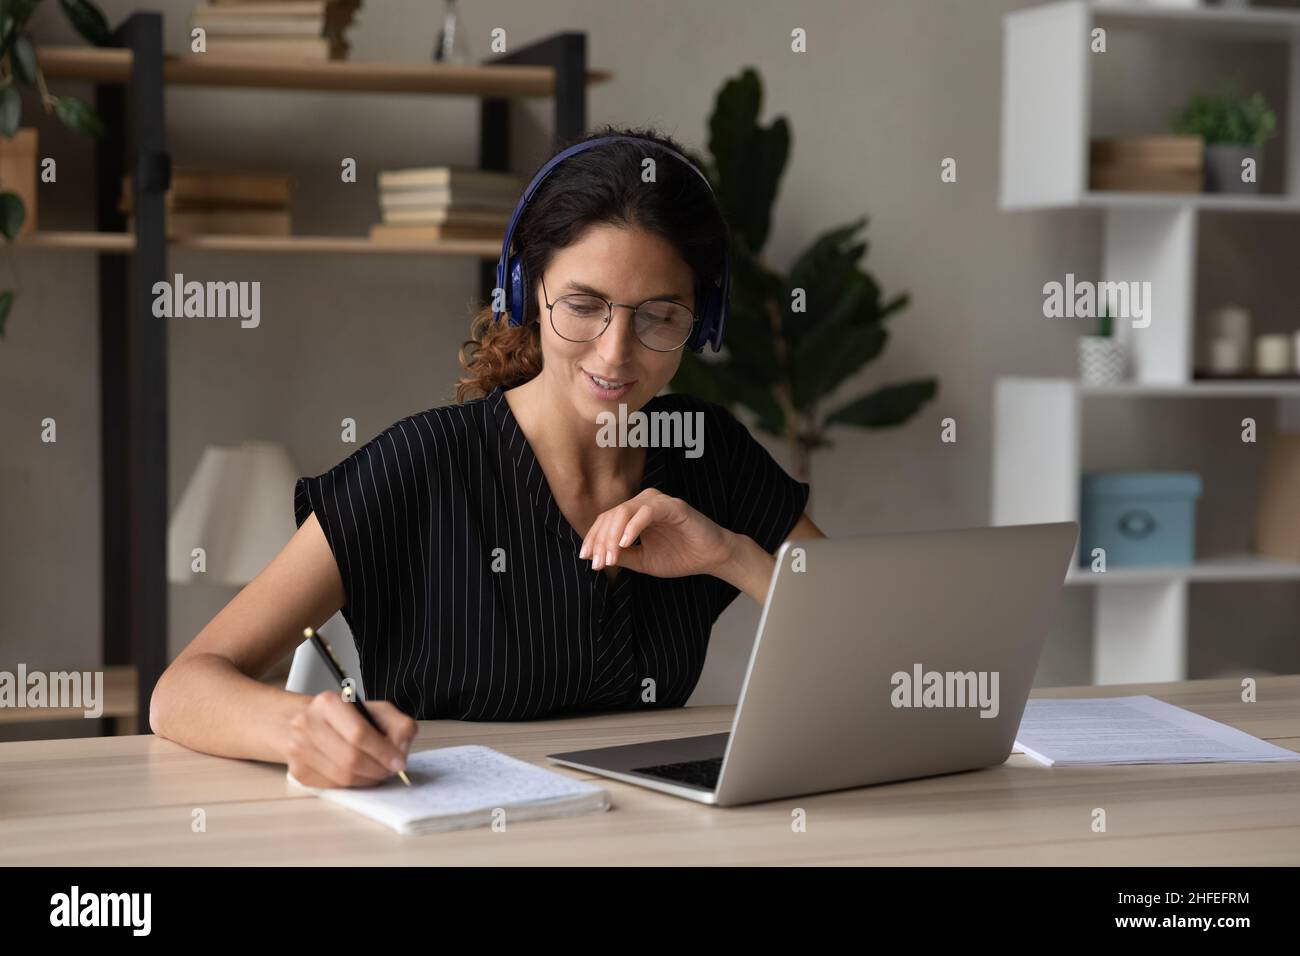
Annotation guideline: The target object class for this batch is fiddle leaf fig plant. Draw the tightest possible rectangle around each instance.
[1,0,111,337]
[673,67,938,484]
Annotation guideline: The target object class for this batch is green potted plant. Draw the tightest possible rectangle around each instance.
[672,67,938,487]
[1172,81,1277,194]
[1078,303,1126,387]
[0,0,110,338]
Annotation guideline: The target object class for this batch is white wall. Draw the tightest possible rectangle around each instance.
[3,0,1297,716]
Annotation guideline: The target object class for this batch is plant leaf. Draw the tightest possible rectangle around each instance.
[0,190,25,239]
[670,350,786,436]
[0,85,21,137]
[823,379,939,429]
[784,217,868,348]
[54,96,105,137]
[0,289,12,337]
[59,0,111,46]
[707,67,790,254]
[793,324,889,411]
[12,34,37,85]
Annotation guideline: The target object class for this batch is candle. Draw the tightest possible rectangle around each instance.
[1255,334,1291,375]
[1209,337,1244,375]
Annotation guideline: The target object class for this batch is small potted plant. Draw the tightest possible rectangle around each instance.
[1078,304,1126,387]
[1172,82,1277,194]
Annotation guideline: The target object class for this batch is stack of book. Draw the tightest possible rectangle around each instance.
[119,169,293,237]
[1089,135,1203,193]
[189,0,360,61]
[370,166,523,243]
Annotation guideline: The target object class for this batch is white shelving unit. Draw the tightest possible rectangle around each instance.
[995,1,1300,683]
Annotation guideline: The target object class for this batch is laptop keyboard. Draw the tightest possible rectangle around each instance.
[630,756,722,790]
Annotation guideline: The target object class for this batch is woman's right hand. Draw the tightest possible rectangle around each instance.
[285,691,418,788]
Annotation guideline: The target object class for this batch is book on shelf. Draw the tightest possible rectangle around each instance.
[128,208,293,237]
[191,0,358,60]
[379,190,515,212]
[379,205,511,227]
[119,168,293,212]
[369,222,504,243]
[1090,135,1202,168]
[379,165,524,200]
[196,36,340,60]
[1089,167,1201,193]
[1089,135,1204,194]
[190,16,327,37]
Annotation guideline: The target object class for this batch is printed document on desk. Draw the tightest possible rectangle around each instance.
[1014,695,1300,767]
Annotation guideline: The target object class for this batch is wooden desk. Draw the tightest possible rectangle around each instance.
[2,677,1298,865]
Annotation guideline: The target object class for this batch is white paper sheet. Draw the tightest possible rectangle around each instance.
[288,744,610,834]
[1013,695,1300,767]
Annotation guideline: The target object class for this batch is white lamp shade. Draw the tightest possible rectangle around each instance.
[168,441,301,586]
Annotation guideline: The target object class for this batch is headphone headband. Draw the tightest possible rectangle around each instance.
[492,135,731,353]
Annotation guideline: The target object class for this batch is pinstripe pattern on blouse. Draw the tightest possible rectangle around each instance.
[293,385,810,720]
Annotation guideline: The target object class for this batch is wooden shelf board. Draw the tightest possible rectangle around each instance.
[37,46,611,97]
[11,230,502,256]
[8,231,134,252]
[1067,554,1300,586]
[169,233,503,255]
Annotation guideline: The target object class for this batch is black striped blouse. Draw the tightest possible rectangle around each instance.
[293,384,810,721]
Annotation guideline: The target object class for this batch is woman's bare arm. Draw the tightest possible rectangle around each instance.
[717,511,826,605]
[148,512,346,763]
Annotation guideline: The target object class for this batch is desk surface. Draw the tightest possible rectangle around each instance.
[3,677,1299,865]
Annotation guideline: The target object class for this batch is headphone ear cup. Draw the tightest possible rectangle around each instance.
[507,256,527,328]
[692,281,717,353]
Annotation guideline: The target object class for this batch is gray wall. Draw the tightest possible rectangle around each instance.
[3,0,1297,720]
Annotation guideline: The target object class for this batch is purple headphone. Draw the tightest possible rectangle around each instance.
[492,135,732,353]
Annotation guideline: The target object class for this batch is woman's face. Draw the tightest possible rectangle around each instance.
[534,223,696,422]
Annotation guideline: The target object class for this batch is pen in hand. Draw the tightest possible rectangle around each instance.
[303,626,412,786]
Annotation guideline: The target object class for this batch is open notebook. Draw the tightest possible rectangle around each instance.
[287,744,610,835]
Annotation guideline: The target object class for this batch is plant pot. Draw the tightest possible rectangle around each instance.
[1078,336,1127,386]
[1204,143,1259,194]
[0,127,39,237]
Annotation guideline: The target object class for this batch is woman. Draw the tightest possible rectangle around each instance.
[149,126,824,788]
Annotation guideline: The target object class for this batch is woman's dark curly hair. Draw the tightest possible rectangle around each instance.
[454,124,730,402]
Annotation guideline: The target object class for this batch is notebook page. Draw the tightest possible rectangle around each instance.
[289,744,609,831]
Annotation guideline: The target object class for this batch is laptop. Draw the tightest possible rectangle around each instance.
[547,521,1078,806]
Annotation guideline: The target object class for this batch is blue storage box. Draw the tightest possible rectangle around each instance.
[1079,472,1202,568]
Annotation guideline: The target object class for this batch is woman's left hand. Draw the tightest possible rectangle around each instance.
[579,488,734,579]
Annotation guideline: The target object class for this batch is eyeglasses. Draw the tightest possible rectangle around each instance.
[540,275,697,352]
